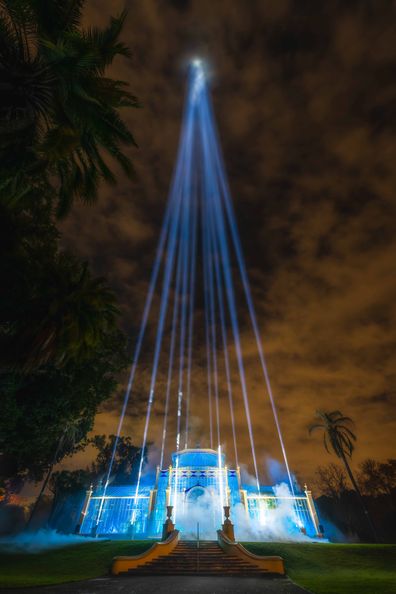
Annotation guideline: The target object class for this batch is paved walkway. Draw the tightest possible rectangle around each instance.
[1,575,309,594]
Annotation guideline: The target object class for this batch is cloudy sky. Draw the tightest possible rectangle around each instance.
[61,0,396,486]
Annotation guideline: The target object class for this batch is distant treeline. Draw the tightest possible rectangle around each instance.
[313,459,396,542]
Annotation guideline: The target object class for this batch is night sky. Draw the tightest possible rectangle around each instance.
[61,0,396,486]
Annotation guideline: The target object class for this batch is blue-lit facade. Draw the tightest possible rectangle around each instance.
[79,448,321,539]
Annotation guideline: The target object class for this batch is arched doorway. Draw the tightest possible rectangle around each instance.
[177,485,218,540]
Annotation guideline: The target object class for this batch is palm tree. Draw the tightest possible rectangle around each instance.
[309,410,378,542]
[0,0,139,215]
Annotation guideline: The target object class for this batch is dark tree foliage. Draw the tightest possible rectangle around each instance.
[0,2,137,490]
[313,459,396,543]
[313,463,347,499]
[0,186,129,487]
[48,434,145,499]
[48,468,92,517]
[0,0,139,216]
[89,434,145,485]
[0,328,128,482]
[47,468,92,532]
[358,459,396,499]
[47,436,145,530]
[0,206,121,372]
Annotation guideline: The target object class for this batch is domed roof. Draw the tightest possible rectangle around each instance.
[171,447,225,468]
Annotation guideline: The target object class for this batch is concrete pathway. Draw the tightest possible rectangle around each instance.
[0,575,310,594]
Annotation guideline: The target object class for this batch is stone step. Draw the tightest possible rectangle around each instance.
[135,567,263,573]
[170,552,226,556]
[173,547,224,551]
[128,570,268,578]
[172,549,227,553]
[145,556,250,562]
[175,547,222,551]
[144,557,251,567]
[122,539,271,577]
[143,559,253,564]
[140,567,260,572]
[149,557,234,560]
[173,549,223,552]
[177,543,219,547]
[143,562,255,568]
[172,547,223,555]
[137,567,261,573]
[128,569,270,577]
[145,559,254,568]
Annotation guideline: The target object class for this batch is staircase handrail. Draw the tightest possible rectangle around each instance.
[217,529,285,575]
[111,529,180,575]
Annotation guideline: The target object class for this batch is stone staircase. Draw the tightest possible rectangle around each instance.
[123,540,273,576]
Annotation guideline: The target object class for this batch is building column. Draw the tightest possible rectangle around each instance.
[75,484,93,534]
[304,484,322,536]
[224,465,229,506]
[240,489,248,514]
[165,465,173,506]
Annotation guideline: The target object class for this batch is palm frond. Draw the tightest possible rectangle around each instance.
[82,10,131,72]
[33,0,84,40]
[309,408,357,461]
[1,0,137,213]
[338,432,355,457]
[337,425,357,440]
[334,416,354,425]
[87,143,116,185]
[0,0,37,59]
[308,423,324,434]
[323,433,331,454]
[328,410,344,420]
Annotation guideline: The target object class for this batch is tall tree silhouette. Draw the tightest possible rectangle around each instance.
[309,410,377,541]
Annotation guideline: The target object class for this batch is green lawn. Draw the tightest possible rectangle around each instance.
[0,540,395,592]
[244,542,396,594]
[0,540,150,588]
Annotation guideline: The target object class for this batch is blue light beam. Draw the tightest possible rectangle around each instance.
[203,90,295,494]
[198,83,261,493]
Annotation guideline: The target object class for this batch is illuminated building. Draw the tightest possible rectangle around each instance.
[79,448,320,538]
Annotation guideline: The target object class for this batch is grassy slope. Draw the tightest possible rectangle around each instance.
[244,542,396,594]
[0,541,395,592]
[0,540,150,588]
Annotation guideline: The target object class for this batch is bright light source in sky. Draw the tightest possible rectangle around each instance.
[191,59,205,100]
